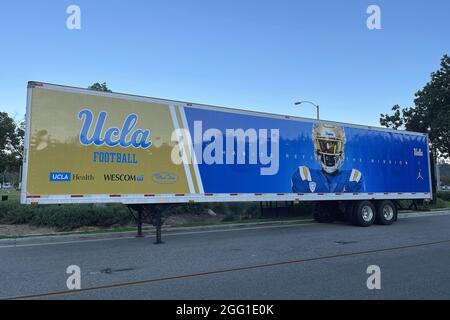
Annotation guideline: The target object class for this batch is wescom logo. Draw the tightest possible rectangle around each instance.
[103,174,144,182]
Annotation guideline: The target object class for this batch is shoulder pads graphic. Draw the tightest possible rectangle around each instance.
[349,169,362,182]
[299,166,312,182]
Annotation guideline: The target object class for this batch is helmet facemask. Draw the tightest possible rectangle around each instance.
[312,125,346,174]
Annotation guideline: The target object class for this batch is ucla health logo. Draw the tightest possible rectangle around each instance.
[78,109,152,149]
[50,172,71,182]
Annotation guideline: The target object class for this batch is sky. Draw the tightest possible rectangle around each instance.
[0,0,449,127]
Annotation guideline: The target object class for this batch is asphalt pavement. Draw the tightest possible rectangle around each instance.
[0,210,449,299]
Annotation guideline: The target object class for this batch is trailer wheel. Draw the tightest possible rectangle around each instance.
[313,202,336,223]
[353,201,376,227]
[375,200,396,225]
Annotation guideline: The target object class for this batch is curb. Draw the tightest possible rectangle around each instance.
[1,209,449,247]
[0,218,315,246]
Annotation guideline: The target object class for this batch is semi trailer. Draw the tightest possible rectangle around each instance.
[21,81,433,229]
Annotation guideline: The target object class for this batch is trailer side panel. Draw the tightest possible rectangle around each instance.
[21,82,432,204]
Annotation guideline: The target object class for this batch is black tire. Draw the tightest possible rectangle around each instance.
[375,200,397,225]
[334,202,347,221]
[352,201,376,227]
[344,202,356,224]
[313,202,337,223]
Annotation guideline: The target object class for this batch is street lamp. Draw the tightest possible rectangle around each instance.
[294,101,320,120]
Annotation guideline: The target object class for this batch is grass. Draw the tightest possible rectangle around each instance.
[433,198,450,209]
[0,190,20,202]
[437,191,450,202]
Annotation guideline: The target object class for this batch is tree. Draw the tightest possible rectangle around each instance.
[380,54,450,159]
[440,162,450,177]
[0,112,24,185]
[88,82,112,92]
[441,176,450,185]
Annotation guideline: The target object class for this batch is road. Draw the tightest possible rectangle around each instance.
[1,210,450,299]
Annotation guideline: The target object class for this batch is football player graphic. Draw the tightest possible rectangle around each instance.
[291,123,365,193]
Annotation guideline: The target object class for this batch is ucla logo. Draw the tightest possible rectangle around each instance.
[78,109,152,149]
[413,148,424,157]
[50,172,71,182]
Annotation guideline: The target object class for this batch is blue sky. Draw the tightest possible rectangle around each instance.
[0,0,449,126]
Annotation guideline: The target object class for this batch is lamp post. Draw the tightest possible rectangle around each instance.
[294,101,320,120]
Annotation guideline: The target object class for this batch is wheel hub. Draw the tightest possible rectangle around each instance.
[361,206,373,222]
[383,205,394,221]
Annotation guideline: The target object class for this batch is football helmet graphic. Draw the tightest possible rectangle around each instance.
[312,123,346,174]
[291,123,364,193]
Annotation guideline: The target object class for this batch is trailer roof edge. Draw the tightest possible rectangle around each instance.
[27,80,428,137]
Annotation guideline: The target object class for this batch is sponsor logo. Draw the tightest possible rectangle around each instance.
[417,169,424,180]
[308,181,316,192]
[414,148,424,157]
[50,172,94,182]
[103,174,144,182]
[49,172,71,182]
[93,152,138,164]
[72,173,94,181]
[78,109,152,149]
[152,172,178,184]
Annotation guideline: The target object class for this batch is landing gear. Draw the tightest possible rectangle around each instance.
[152,209,163,244]
[127,204,172,244]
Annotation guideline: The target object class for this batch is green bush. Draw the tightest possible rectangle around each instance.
[434,198,449,209]
[167,203,207,215]
[0,202,132,231]
[0,196,316,231]
[221,213,236,222]
[437,191,450,202]
[0,202,31,224]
